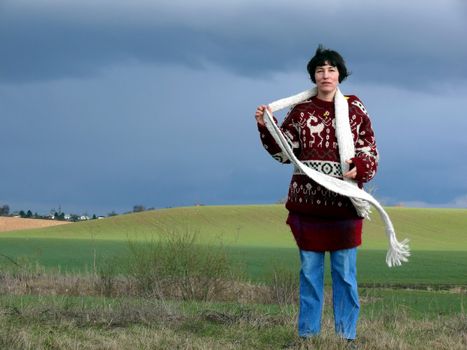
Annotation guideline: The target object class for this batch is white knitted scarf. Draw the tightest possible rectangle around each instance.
[263,87,410,267]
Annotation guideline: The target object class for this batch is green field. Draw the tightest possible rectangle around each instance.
[1,205,466,287]
[2,205,466,250]
[0,205,466,349]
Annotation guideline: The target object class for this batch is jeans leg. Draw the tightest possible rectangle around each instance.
[298,250,325,337]
[330,247,359,340]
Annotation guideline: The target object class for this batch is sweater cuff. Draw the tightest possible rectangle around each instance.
[257,122,268,131]
[351,157,369,184]
[257,114,278,130]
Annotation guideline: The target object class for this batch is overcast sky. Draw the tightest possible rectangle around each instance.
[1,0,467,215]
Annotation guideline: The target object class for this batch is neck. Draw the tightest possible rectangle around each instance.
[317,88,337,102]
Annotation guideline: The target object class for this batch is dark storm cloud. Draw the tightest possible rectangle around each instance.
[2,0,467,214]
[1,0,466,88]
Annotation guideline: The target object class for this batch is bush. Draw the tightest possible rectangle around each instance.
[127,230,236,301]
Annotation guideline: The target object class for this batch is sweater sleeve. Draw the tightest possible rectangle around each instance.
[257,107,300,164]
[349,97,379,184]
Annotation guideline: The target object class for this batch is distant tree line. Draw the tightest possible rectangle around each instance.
[133,205,145,213]
[0,204,10,216]
[0,203,102,221]
[0,202,158,221]
[129,205,155,213]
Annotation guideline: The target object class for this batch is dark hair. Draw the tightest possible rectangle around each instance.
[306,44,350,83]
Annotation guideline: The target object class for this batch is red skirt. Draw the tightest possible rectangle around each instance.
[286,212,363,252]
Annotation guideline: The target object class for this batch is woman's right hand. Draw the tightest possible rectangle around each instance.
[255,105,271,126]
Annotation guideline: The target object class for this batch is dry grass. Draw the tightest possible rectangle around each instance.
[0,323,244,350]
[282,313,467,350]
[0,294,465,350]
[1,228,465,349]
[0,269,465,349]
[0,269,275,304]
[0,217,70,233]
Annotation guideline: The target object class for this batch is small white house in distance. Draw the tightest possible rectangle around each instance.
[79,215,90,221]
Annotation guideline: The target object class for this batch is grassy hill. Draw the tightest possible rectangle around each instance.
[0,206,465,349]
[1,205,466,286]
[2,205,466,250]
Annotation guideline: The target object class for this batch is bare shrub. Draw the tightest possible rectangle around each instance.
[127,230,237,301]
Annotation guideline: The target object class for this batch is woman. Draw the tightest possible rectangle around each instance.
[255,45,378,343]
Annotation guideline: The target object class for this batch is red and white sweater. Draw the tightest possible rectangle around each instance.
[258,95,378,220]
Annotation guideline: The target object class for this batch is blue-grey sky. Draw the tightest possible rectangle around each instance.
[1,0,467,215]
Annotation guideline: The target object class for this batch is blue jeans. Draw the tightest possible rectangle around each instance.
[298,248,360,340]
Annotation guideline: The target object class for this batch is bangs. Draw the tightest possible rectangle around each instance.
[315,58,338,68]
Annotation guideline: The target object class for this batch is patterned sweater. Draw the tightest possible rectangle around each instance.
[258,95,378,220]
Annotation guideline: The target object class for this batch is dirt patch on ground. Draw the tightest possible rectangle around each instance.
[0,217,70,233]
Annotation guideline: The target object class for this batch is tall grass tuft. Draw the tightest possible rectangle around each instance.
[268,264,298,307]
[127,230,236,301]
[93,255,122,297]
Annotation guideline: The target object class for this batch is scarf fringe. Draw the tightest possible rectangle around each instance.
[373,200,411,267]
[387,237,411,267]
[264,88,410,267]
[350,197,371,219]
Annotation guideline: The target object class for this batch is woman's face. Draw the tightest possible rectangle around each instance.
[314,62,339,95]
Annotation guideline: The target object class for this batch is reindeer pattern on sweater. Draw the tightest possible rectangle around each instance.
[258,95,378,219]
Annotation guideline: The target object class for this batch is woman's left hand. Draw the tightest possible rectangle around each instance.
[343,159,357,179]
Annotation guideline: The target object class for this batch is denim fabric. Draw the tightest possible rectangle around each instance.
[298,248,359,340]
